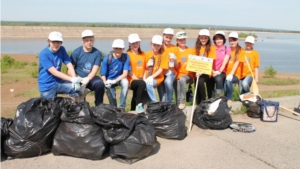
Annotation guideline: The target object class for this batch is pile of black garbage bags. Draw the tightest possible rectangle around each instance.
[1,97,187,164]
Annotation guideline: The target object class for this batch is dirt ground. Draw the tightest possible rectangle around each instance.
[1,54,300,118]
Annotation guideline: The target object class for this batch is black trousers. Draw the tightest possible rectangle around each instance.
[130,80,146,110]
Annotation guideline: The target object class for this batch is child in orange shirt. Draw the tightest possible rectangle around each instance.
[224,32,245,109]
[161,28,180,103]
[240,36,260,94]
[174,31,194,109]
[126,33,147,112]
[193,29,217,104]
[144,35,169,102]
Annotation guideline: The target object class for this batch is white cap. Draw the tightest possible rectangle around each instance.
[245,36,255,44]
[214,31,225,36]
[229,32,239,38]
[152,35,163,45]
[128,33,141,43]
[82,30,94,38]
[176,31,187,39]
[112,39,125,48]
[48,31,63,41]
[163,28,174,35]
[199,29,210,36]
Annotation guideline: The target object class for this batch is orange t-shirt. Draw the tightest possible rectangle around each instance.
[241,50,260,78]
[176,47,195,79]
[225,48,246,79]
[126,51,146,85]
[163,44,180,75]
[145,50,169,86]
[193,45,217,59]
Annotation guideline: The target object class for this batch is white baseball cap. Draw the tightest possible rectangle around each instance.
[128,33,141,43]
[48,31,63,41]
[112,39,125,48]
[214,31,225,36]
[229,32,239,38]
[152,35,163,45]
[176,31,187,39]
[245,36,255,44]
[199,29,210,36]
[82,30,94,38]
[163,28,174,35]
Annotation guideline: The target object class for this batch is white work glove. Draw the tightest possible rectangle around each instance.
[169,53,176,60]
[147,59,154,67]
[105,82,111,88]
[81,77,90,86]
[226,74,233,81]
[196,72,202,77]
[213,71,221,76]
[71,77,82,91]
[106,79,116,85]
[145,76,154,86]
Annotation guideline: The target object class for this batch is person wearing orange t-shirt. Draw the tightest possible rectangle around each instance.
[144,35,169,102]
[193,29,217,105]
[160,28,180,103]
[224,32,245,109]
[240,36,260,94]
[174,31,194,109]
[126,34,147,112]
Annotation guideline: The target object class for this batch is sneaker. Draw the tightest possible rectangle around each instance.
[135,103,144,112]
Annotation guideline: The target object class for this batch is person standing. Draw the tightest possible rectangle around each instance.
[144,35,169,102]
[193,29,216,104]
[100,39,131,111]
[209,31,231,98]
[174,31,194,109]
[240,36,260,94]
[38,31,81,102]
[69,30,105,106]
[224,32,245,109]
[126,33,147,111]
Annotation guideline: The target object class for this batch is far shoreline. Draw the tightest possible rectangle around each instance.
[1,26,299,39]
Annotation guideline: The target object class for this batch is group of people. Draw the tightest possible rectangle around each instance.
[38,28,260,112]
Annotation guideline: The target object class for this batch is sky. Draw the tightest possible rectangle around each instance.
[1,0,300,31]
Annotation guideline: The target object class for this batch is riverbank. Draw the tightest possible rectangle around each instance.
[1,26,299,39]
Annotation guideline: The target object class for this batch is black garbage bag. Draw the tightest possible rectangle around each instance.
[146,102,187,140]
[52,101,108,160]
[242,100,261,118]
[193,96,232,129]
[92,104,138,144]
[110,113,157,164]
[4,97,63,158]
[1,117,13,160]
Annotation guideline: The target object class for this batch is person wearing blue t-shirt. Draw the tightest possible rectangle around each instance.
[69,30,105,106]
[100,39,131,110]
[38,31,81,101]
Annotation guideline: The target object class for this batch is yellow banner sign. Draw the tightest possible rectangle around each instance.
[186,54,213,75]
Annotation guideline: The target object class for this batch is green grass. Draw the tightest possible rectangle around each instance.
[259,77,299,85]
[231,105,248,115]
[260,89,300,98]
[15,88,40,97]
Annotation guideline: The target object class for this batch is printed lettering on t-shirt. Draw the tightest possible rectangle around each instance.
[136,60,143,70]
[54,60,61,70]
[83,62,92,73]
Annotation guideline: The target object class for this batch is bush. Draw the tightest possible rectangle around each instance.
[264,65,277,78]
[232,84,240,101]
[239,32,258,38]
[0,55,27,72]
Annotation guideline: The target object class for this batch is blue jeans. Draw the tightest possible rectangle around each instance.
[40,80,78,99]
[209,72,226,97]
[239,76,253,94]
[224,75,239,100]
[106,78,128,109]
[160,72,176,103]
[146,80,158,102]
[86,76,105,106]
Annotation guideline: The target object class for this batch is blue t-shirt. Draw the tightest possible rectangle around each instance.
[70,46,102,77]
[100,53,131,80]
[38,46,71,92]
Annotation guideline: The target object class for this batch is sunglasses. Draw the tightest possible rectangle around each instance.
[177,33,186,37]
